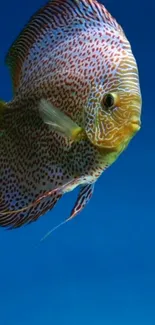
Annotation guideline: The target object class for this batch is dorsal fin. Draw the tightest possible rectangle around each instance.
[5,0,124,94]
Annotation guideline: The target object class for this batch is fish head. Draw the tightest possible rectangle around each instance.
[84,45,142,151]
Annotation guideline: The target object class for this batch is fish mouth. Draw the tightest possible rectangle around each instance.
[98,119,141,151]
[92,116,141,152]
[129,119,141,133]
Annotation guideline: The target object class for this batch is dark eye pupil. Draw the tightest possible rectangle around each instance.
[104,94,114,109]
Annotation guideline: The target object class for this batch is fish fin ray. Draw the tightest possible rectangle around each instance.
[0,191,62,229]
[70,183,95,219]
[0,178,80,229]
[39,183,95,242]
[39,99,85,141]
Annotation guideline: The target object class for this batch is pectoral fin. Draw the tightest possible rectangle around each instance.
[39,99,85,141]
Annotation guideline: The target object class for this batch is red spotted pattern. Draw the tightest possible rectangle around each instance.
[0,0,141,228]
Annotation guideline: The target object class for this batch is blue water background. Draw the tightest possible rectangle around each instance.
[0,1,155,324]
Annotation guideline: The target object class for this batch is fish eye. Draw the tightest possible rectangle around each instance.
[102,93,116,110]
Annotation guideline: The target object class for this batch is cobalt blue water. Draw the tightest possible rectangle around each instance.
[0,1,154,324]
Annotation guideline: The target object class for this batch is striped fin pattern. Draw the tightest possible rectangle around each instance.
[0,191,62,229]
[38,183,95,240]
[70,183,94,219]
[0,174,83,229]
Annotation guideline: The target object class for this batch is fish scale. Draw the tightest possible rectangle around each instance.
[0,0,142,229]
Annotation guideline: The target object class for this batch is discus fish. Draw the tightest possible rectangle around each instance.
[0,0,142,230]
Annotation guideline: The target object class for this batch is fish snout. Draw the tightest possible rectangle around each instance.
[128,116,141,134]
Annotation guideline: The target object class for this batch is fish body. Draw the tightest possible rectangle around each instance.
[0,0,142,228]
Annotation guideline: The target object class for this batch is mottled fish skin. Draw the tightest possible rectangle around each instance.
[0,0,142,228]
[0,107,110,228]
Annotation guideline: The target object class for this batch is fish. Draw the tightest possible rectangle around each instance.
[0,0,142,230]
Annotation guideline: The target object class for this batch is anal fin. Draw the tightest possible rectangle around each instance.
[0,192,62,229]
[0,178,79,229]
